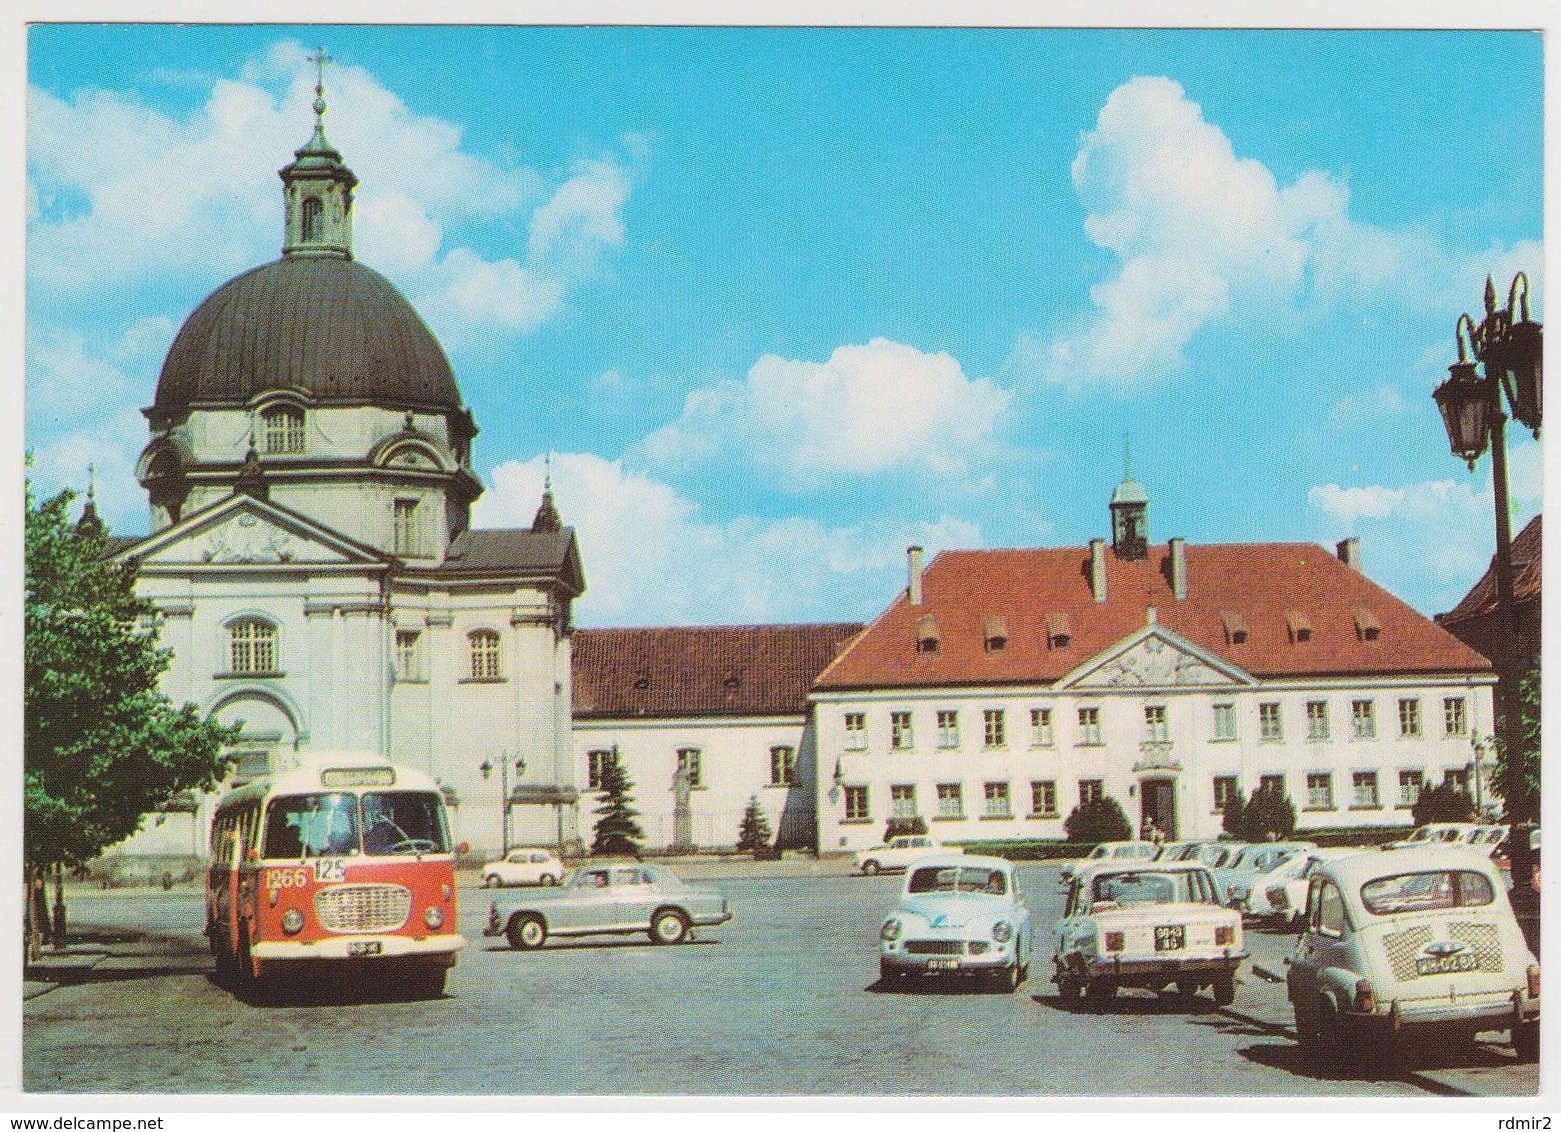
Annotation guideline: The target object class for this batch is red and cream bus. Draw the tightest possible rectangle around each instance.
[206,751,465,998]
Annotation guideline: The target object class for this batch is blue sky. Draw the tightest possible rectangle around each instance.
[25,25,1543,627]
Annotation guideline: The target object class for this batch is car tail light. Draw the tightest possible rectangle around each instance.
[1353,979,1376,1013]
[1104,931,1124,953]
[1215,925,1235,946]
[1528,965,1541,999]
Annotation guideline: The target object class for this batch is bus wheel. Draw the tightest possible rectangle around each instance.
[507,914,547,950]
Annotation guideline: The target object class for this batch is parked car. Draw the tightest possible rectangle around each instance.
[481,848,566,888]
[1252,847,1365,926]
[856,835,958,875]
[1386,822,1508,851]
[1161,841,1245,869]
[1058,841,1159,888]
[1053,860,1246,1006]
[1208,842,1315,905]
[877,854,1034,991]
[1286,847,1538,1064]
[485,863,732,949]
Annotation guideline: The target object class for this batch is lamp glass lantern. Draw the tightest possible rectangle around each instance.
[1433,361,1493,470]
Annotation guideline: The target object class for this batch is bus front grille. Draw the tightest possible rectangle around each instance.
[315,884,412,933]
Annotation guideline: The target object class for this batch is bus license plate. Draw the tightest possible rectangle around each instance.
[1416,953,1478,976]
[1154,925,1185,951]
[927,958,960,971]
[348,941,383,957]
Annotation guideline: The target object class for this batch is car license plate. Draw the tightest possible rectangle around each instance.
[347,940,383,957]
[927,958,961,971]
[1416,952,1478,976]
[1154,925,1185,951]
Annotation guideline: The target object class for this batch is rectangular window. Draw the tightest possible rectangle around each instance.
[1398,769,1424,807]
[890,784,918,820]
[1306,701,1329,741]
[1077,707,1102,746]
[891,711,915,750]
[936,782,964,820]
[1030,708,1054,747]
[1030,780,1057,817]
[1444,767,1470,790]
[1399,698,1422,738]
[937,710,960,749]
[1259,774,1285,794]
[844,785,869,821]
[770,746,796,787]
[676,748,702,789]
[1352,771,1380,809]
[1213,776,1241,812]
[1079,779,1104,806]
[1306,772,1334,810]
[843,712,867,750]
[1444,697,1468,738]
[1352,700,1377,740]
[1212,703,1237,741]
[1144,705,1169,743]
[393,498,425,557]
[587,749,612,791]
[263,407,306,454]
[983,709,1006,748]
[984,782,1012,819]
[1259,702,1283,742]
[394,629,422,681]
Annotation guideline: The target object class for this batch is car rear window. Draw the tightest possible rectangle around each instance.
[1091,871,1215,906]
[1360,869,1495,915]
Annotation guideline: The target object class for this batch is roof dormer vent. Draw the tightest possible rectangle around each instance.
[1220,610,1248,646]
[916,614,940,655]
[1287,611,1313,644]
[984,616,1009,653]
[1354,607,1382,643]
[1046,612,1072,650]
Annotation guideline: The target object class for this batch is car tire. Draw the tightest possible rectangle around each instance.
[1212,975,1236,1007]
[861,860,881,876]
[650,908,691,945]
[1515,1021,1539,1063]
[995,964,1021,993]
[541,873,559,886]
[1085,979,1116,1002]
[506,914,548,951]
[879,958,904,985]
[484,874,502,889]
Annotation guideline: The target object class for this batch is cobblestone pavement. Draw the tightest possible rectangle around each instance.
[22,862,1539,1097]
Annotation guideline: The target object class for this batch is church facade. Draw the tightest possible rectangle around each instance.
[110,92,583,863]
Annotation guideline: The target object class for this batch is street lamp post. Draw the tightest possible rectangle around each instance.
[480,755,526,856]
[1431,273,1542,797]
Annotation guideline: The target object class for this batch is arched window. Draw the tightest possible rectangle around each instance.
[262,406,306,454]
[301,196,323,242]
[229,618,278,674]
[468,629,502,680]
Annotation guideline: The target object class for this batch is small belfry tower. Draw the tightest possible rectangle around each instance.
[280,47,357,259]
[1110,437,1149,560]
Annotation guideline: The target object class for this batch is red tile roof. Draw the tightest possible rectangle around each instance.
[815,542,1489,691]
[1439,514,1541,626]
[573,623,865,719]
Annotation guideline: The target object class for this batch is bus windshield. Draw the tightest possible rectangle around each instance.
[262,791,451,858]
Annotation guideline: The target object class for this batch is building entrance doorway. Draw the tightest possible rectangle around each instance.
[1140,778,1177,841]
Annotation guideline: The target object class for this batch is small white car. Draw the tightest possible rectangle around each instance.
[1286,847,1538,1063]
[1386,823,1508,851]
[1053,860,1246,1006]
[1058,841,1159,888]
[878,854,1033,991]
[856,835,958,876]
[481,848,566,888]
[1208,842,1315,906]
[1255,848,1363,925]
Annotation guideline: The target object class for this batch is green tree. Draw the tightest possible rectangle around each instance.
[1063,795,1133,844]
[590,748,645,858]
[1490,666,1540,825]
[1220,791,1246,839]
[735,795,774,856]
[1411,780,1477,826]
[1237,784,1297,841]
[26,482,238,949]
[882,814,928,841]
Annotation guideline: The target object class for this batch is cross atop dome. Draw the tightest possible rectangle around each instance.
[279,46,357,260]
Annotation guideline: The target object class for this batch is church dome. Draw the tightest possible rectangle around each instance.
[153,256,462,413]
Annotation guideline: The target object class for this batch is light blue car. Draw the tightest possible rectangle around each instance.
[878,854,1034,992]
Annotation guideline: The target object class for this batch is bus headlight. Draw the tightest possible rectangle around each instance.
[281,909,305,935]
[424,906,445,930]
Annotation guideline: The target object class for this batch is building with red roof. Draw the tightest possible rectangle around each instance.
[811,474,1495,851]
[1436,513,1541,678]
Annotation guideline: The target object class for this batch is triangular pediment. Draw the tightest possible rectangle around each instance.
[122,494,390,569]
[1059,624,1255,690]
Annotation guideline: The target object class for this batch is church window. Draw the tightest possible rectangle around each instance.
[262,407,306,454]
[394,630,422,681]
[588,749,612,791]
[302,195,323,241]
[468,629,502,680]
[393,498,425,557]
[770,746,797,787]
[229,618,278,674]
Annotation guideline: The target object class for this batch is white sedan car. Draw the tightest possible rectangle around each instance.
[481,848,567,888]
[1252,848,1364,925]
[1058,841,1159,889]
[855,835,959,875]
[878,854,1034,991]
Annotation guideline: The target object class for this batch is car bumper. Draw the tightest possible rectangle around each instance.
[881,949,1016,976]
[1353,992,1539,1036]
[252,933,466,965]
[1069,951,1247,981]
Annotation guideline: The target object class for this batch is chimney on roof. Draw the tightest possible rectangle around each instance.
[1337,537,1362,572]
[1090,538,1108,602]
[1169,537,1187,601]
[907,545,924,606]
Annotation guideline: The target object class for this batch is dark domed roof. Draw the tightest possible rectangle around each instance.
[154,256,462,412]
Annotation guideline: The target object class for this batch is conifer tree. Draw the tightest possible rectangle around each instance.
[590,749,645,859]
[735,794,773,856]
